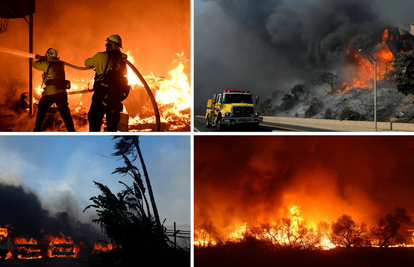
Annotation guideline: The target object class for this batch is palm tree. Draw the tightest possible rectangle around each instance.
[112,136,161,231]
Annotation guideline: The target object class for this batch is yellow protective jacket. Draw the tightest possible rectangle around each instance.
[84,51,127,80]
[32,59,67,97]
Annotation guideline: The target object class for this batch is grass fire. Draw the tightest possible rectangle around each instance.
[195,136,414,266]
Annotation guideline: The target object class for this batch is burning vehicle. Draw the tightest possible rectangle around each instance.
[0,225,114,260]
[0,226,10,260]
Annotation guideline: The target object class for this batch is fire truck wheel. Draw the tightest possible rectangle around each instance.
[216,118,225,131]
[206,114,212,128]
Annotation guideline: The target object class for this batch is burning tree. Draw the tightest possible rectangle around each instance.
[255,212,308,252]
[370,207,414,248]
[195,207,414,252]
[330,215,370,248]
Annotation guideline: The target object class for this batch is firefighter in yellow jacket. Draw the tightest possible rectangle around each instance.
[32,48,75,132]
[85,34,129,132]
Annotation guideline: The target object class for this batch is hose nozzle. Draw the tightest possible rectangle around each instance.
[35,54,47,61]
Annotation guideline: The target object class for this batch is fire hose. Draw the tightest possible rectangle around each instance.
[0,47,160,131]
[59,59,161,132]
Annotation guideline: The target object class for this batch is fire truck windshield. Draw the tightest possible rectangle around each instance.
[223,94,253,104]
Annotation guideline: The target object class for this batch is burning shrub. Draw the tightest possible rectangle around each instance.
[255,218,308,252]
[330,215,370,249]
[370,207,414,248]
[195,206,414,253]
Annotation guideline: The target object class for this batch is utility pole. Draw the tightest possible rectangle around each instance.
[29,13,33,115]
[359,49,377,131]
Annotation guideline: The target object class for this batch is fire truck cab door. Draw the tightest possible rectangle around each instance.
[215,94,222,111]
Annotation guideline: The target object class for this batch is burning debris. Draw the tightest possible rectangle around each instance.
[1,51,191,132]
[0,0,191,132]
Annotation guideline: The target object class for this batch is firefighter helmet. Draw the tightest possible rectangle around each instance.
[45,48,59,59]
[106,34,123,48]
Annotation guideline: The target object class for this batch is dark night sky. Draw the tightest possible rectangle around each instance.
[195,136,414,237]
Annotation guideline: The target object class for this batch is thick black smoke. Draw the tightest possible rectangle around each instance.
[0,183,75,239]
[194,0,412,115]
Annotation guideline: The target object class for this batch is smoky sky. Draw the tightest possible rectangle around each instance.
[195,136,414,237]
[0,183,76,239]
[194,0,414,115]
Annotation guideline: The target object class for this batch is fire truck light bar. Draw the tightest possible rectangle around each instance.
[224,90,250,93]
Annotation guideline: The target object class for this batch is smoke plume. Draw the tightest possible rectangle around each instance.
[0,183,76,238]
[194,0,414,115]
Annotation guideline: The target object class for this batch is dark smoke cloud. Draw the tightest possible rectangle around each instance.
[0,183,75,238]
[194,0,413,115]
[195,136,414,237]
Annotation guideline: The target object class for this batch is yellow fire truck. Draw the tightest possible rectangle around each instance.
[205,90,263,130]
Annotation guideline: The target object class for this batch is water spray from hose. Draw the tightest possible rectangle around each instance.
[0,47,161,132]
[0,47,89,69]
[0,47,36,58]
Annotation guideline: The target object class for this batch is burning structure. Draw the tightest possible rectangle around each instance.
[195,136,414,266]
[385,24,414,57]
[337,25,414,92]
[0,0,191,132]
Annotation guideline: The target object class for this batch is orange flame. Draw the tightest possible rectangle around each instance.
[92,242,114,254]
[340,29,395,92]
[34,51,191,131]
[194,206,414,250]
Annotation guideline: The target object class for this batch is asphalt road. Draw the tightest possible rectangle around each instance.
[194,115,340,132]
